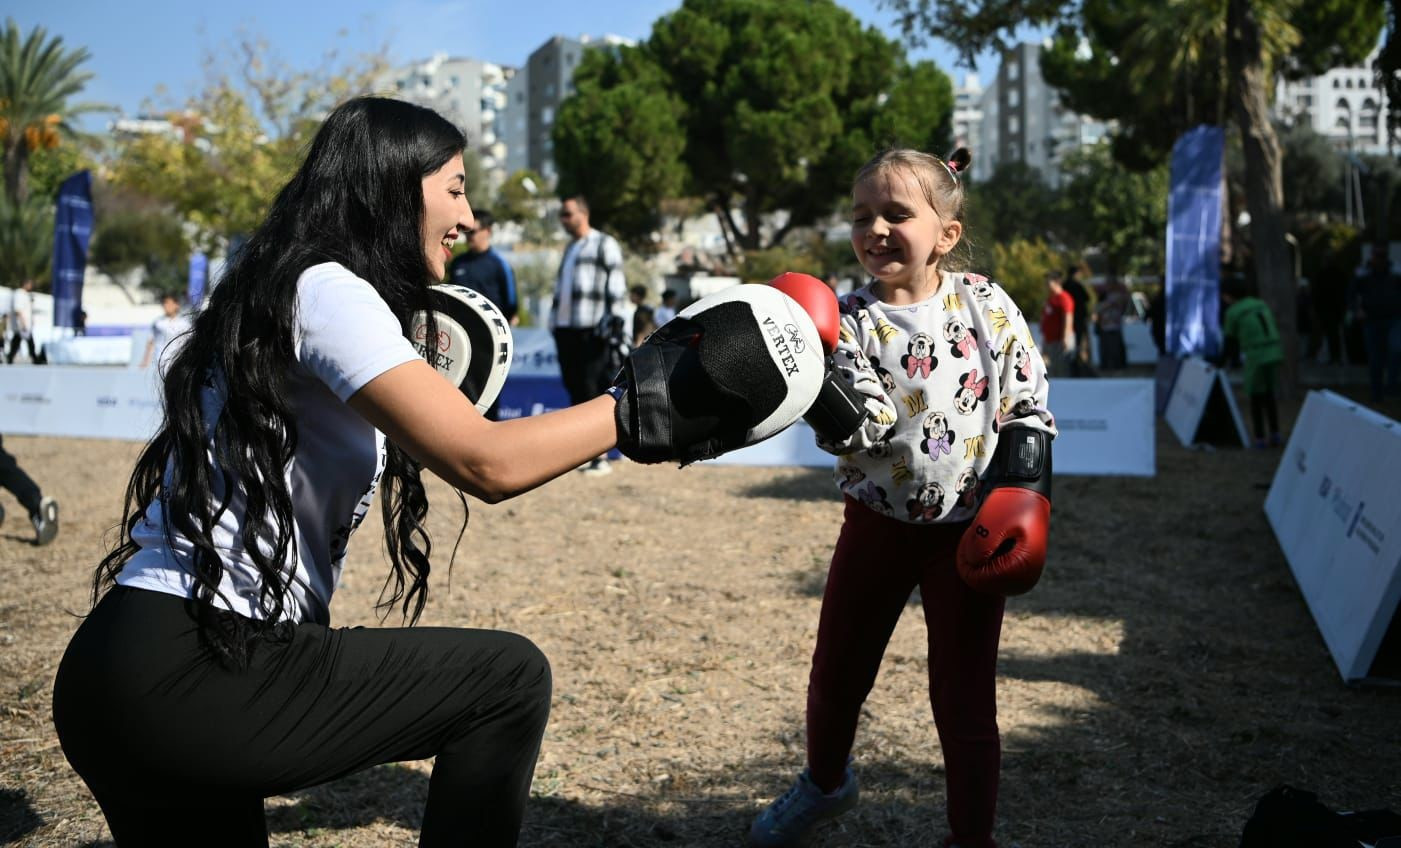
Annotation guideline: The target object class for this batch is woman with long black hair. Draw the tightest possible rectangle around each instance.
[51,96,622,847]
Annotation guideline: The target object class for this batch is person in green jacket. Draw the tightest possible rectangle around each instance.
[1221,277,1284,448]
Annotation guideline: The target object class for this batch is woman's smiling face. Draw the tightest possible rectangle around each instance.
[421,153,473,281]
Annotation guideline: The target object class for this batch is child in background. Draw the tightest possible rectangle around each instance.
[1220,277,1284,447]
[749,147,1056,848]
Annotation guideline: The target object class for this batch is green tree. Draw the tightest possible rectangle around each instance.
[0,19,103,204]
[553,45,687,253]
[24,137,96,203]
[964,161,1059,248]
[0,192,52,285]
[1056,141,1168,279]
[1279,120,1346,222]
[988,237,1065,311]
[555,0,954,256]
[881,0,1384,395]
[89,206,189,293]
[110,33,385,250]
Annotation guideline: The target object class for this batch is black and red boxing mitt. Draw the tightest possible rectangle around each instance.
[956,426,1052,596]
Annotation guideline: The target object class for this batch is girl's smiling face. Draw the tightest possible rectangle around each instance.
[850,167,961,300]
[421,153,473,281]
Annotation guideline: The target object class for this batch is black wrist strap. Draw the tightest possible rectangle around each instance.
[989,426,1051,499]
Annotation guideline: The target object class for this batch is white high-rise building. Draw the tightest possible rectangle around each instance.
[975,73,1001,182]
[503,65,532,177]
[1275,46,1391,155]
[521,33,635,183]
[953,73,984,156]
[980,41,1110,186]
[378,55,517,190]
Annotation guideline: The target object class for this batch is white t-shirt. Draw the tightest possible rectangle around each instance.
[9,288,34,337]
[117,263,421,624]
[553,239,582,328]
[150,312,193,370]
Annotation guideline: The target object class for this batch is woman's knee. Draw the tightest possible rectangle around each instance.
[491,631,553,720]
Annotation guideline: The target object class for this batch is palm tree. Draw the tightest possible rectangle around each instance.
[0,18,101,204]
[0,191,53,283]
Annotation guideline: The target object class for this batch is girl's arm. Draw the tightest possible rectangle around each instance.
[990,288,1056,435]
[349,359,617,503]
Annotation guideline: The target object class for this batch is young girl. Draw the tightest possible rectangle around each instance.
[749,148,1056,848]
[51,97,624,847]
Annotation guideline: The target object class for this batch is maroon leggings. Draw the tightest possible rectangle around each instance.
[806,497,1005,848]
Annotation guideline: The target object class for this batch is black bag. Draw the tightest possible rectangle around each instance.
[589,237,630,379]
[1240,785,1401,848]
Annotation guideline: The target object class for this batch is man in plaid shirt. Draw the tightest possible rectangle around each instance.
[552,195,627,474]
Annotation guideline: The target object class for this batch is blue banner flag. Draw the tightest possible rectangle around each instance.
[1165,125,1225,358]
[188,251,208,307]
[51,170,94,329]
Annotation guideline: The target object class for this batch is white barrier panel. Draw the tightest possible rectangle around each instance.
[1264,390,1401,683]
[1164,356,1249,447]
[509,328,561,377]
[44,335,137,366]
[1047,378,1156,476]
[1029,321,1157,366]
[0,365,161,441]
[3,364,1155,477]
[710,378,1155,476]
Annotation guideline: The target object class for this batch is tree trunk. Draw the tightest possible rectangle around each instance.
[3,138,30,204]
[711,201,740,261]
[1228,0,1299,401]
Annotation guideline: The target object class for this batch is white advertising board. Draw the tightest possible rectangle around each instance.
[1164,356,1249,447]
[0,365,162,441]
[711,378,1155,476]
[1264,390,1401,683]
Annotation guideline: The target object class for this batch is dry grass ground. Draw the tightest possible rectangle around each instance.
[2,383,1398,847]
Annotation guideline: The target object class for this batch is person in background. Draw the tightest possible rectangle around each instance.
[631,305,657,348]
[654,288,678,326]
[1147,280,1168,357]
[1348,243,1401,403]
[1094,278,1130,371]
[139,293,193,372]
[1040,269,1075,378]
[448,209,519,420]
[1062,263,1096,377]
[1220,276,1284,447]
[448,208,519,325]
[7,278,39,364]
[0,434,59,545]
[551,195,626,476]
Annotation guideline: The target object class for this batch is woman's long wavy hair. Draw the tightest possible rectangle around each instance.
[94,97,467,668]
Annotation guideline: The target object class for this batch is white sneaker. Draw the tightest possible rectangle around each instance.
[580,458,612,476]
[32,496,58,546]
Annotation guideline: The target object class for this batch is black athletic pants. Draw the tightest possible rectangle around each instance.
[552,327,611,405]
[53,586,552,847]
[6,333,38,363]
[0,434,43,516]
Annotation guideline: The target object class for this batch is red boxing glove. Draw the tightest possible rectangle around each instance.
[956,427,1051,596]
[769,272,839,354]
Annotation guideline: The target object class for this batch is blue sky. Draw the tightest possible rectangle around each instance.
[13,0,1017,129]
